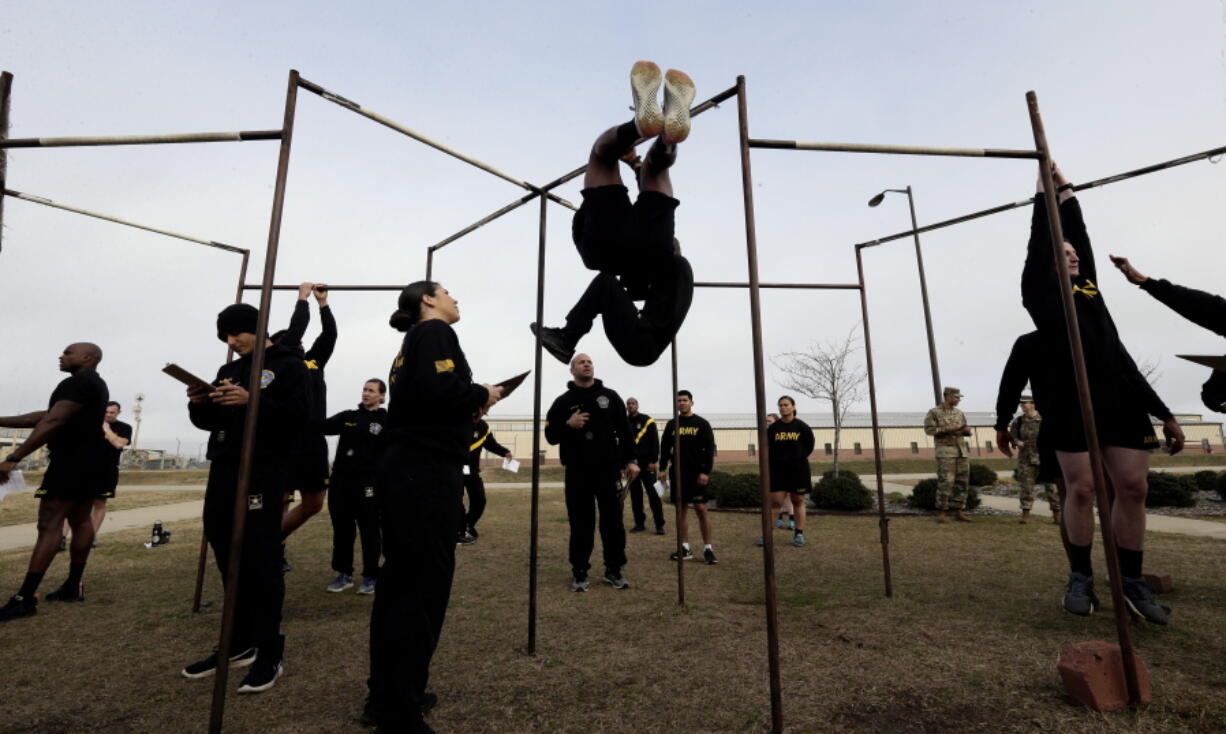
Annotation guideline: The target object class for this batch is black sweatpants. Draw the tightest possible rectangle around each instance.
[202,473,286,653]
[565,273,669,367]
[328,480,381,579]
[460,472,487,531]
[564,465,627,575]
[628,468,665,529]
[368,448,462,730]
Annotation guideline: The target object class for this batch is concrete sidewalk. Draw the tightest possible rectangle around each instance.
[0,499,203,552]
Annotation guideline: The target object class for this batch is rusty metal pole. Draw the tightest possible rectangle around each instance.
[669,342,685,605]
[193,250,251,614]
[904,186,942,406]
[425,247,434,282]
[856,245,894,598]
[526,195,546,655]
[0,71,12,254]
[735,74,784,734]
[208,70,300,734]
[1025,91,1141,706]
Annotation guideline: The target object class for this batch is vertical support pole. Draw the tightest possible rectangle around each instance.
[425,247,434,282]
[1026,91,1141,706]
[856,246,893,598]
[193,249,251,614]
[906,186,942,405]
[0,71,12,254]
[208,70,300,734]
[526,194,546,655]
[669,342,685,606]
[735,74,784,734]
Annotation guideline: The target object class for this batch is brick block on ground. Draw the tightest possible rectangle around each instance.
[1143,572,1173,594]
[1057,640,1152,712]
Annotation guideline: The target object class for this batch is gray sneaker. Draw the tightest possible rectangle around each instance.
[571,573,590,593]
[602,570,630,590]
[326,573,354,593]
[356,577,376,595]
[1062,571,1098,616]
[1122,576,1171,625]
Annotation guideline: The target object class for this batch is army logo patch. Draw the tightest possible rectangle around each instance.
[369,422,383,436]
[434,358,455,373]
[260,369,276,388]
[217,430,227,443]
[248,493,263,511]
[364,487,375,498]
[596,395,610,409]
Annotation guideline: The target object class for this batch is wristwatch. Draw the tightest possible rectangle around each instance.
[5,453,22,464]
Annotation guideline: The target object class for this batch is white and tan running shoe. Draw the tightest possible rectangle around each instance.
[662,68,696,144]
[630,60,664,138]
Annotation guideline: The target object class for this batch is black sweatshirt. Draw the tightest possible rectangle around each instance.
[283,300,338,427]
[1138,277,1226,413]
[767,418,815,467]
[468,419,511,474]
[544,379,635,471]
[1021,193,1172,422]
[628,412,660,466]
[659,413,715,477]
[188,344,310,482]
[323,405,388,486]
[994,331,1046,432]
[386,319,489,464]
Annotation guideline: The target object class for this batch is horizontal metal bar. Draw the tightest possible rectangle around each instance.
[0,130,281,149]
[750,139,1039,159]
[856,142,1226,249]
[4,188,247,255]
[242,284,404,291]
[695,281,861,290]
[296,75,575,211]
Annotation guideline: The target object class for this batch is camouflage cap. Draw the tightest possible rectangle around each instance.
[1019,394,1035,403]
[943,386,963,397]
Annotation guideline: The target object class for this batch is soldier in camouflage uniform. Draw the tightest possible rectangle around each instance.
[1009,395,1061,525]
[923,387,972,523]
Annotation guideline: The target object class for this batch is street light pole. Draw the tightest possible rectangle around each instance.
[869,187,942,405]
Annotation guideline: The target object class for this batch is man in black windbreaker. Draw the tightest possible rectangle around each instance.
[660,390,717,565]
[1109,254,1226,414]
[545,353,639,592]
[460,408,513,545]
[625,397,665,535]
[275,282,337,560]
[180,303,309,694]
[322,378,388,596]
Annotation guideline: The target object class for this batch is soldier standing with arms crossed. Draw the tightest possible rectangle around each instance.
[924,387,972,524]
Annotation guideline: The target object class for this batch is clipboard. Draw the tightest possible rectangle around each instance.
[163,363,215,392]
[495,370,531,399]
[1176,355,1226,371]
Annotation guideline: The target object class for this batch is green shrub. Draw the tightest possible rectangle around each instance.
[968,463,998,488]
[709,471,762,509]
[812,473,873,511]
[1146,472,1196,508]
[1216,471,1226,502]
[906,478,982,511]
[1193,470,1218,493]
[1178,474,1199,495]
[821,467,860,483]
[885,491,906,505]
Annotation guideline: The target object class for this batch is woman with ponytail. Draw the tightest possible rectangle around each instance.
[364,281,501,732]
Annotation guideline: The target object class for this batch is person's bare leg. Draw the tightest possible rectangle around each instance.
[65,500,96,565]
[91,498,107,534]
[640,137,676,198]
[767,491,785,532]
[1102,447,1150,550]
[282,490,326,537]
[584,126,627,190]
[695,503,712,546]
[30,499,72,574]
[1056,451,1095,546]
[790,493,807,533]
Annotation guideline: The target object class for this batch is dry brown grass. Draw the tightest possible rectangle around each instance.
[2,486,1225,733]
[0,490,204,529]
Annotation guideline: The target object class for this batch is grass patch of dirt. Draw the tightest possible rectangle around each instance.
[0,489,204,528]
[2,486,1225,732]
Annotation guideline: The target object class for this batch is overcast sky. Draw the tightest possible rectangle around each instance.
[2,2,1224,455]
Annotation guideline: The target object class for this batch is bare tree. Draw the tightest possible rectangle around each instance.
[1136,354,1162,386]
[771,326,867,477]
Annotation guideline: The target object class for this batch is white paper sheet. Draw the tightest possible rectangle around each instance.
[462,465,471,476]
[502,457,521,473]
[0,470,27,502]
[653,479,668,498]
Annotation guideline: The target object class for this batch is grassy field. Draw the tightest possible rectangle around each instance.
[0,490,204,529]
[2,485,1225,733]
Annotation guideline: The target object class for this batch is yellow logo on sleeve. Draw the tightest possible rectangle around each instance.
[434,359,456,373]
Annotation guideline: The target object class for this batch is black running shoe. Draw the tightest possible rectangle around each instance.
[0,594,37,622]
[237,658,283,694]
[655,525,666,536]
[44,580,85,602]
[669,547,694,562]
[703,548,719,565]
[529,323,574,365]
[1122,576,1171,626]
[602,569,630,590]
[180,646,256,679]
[629,525,647,534]
[1062,571,1098,616]
[457,529,477,546]
[570,573,590,593]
